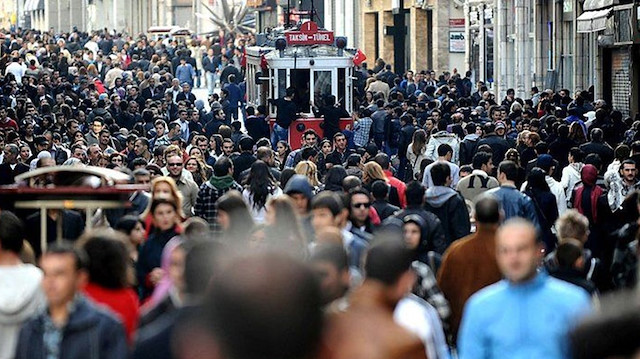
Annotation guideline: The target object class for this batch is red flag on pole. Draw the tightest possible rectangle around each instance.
[353,49,367,66]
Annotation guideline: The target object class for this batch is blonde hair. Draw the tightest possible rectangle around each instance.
[140,176,186,219]
[295,161,320,187]
[555,209,589,244]
[363,162,388,184]
[163,144,183,161]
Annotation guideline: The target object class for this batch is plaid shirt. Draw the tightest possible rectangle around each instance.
[353,116,373,147]
[412,260,451,322]
[194,179,243,231]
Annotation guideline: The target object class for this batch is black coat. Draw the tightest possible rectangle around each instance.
[176,92,196,104]
[232,152,257,182]
[314,105,349,140]
[478,134,510,164]
[0,162,29,185]
[580,141,614,170]
[26,209,85,257]
[394,206,448,255]
[372,200,400,221]
[245,115,271,141]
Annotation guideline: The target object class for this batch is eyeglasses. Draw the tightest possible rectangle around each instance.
[352,202,371,209]
[168,162,183,167]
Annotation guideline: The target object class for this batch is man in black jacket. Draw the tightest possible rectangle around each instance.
[231,137,257,182]
[313,95,349,140]
[269,87,297,147]
[478,122,510,166]
[0,144,29,185]
[424,162,471,248]
[580,128,614,172]
[393,181,448,254]
[371,180,400,221]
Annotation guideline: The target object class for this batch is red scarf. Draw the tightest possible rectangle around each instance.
[573,164,603,223]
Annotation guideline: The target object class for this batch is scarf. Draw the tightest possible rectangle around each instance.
[209,174,235,189]
[574,164,603,223]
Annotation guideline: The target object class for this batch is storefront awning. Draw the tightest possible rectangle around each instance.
[577,8,611,33]
[23,0,44,12]
[583,0,617,11]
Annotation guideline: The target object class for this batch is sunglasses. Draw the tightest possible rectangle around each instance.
[168,163,183,167]
[352,202,371,209]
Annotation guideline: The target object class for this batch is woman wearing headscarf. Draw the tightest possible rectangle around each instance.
[571,164,611,260]
[138,238,185,328]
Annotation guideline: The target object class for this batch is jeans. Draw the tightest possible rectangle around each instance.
[271,124,289,149]
[206,71,215,95]
[196,70,201,88]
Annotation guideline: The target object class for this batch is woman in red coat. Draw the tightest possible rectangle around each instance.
[81,229,140,343]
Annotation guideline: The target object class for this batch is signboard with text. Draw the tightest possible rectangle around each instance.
[449,32,465,52]
[285,21,335,45]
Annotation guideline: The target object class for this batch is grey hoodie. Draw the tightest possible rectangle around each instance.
[425,186,458,208]
[0,264,45,359]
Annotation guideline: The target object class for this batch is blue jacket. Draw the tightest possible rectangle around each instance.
[175,63,195,86]
[224,82,243,108]
[15,296,127,359]
[458,273,590,359]
[486,185,541,233]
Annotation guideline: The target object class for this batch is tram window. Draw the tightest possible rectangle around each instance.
[338,68,346,110]
[278,69,287,98]
[290,69,310,113]
[314,71,332,107]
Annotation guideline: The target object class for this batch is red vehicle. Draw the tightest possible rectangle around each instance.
[245,21,355,149]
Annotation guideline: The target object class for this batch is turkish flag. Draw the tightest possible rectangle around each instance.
[353,49,366,66]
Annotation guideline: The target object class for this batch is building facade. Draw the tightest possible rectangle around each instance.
[357,0,466,75]
[468,0,639,116]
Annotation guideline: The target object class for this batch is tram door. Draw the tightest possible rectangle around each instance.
[290,69,311,113]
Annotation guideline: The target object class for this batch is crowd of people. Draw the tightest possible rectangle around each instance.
[1,26,640,359]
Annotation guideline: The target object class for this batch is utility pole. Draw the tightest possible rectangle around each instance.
[392,0,406,75]
[515,0,527,98]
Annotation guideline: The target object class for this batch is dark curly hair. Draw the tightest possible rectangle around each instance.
[80,230,130,289]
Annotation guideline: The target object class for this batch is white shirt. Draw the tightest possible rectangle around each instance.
[5,62,25,85]
[521,175,568,215]
[242,186,283,223]
[394,294,451,359]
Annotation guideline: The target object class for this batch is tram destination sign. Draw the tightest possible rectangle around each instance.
[285,21,335,45]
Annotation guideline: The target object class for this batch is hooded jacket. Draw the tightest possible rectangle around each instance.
[0,264,45,359]
[424,186,470,247]
[561,162,584,202]
[194,175,243,231]
[425,131,460,164]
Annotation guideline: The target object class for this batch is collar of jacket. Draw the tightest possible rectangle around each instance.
[433,131,454,138]
[471,169,489,178]
[505,271,547,291]
[37,295,99,333]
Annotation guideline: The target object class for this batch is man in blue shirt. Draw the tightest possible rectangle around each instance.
[486,160,541,233]
[175,58,195,88]
[223,74,243,121]
[458,218,591,359]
